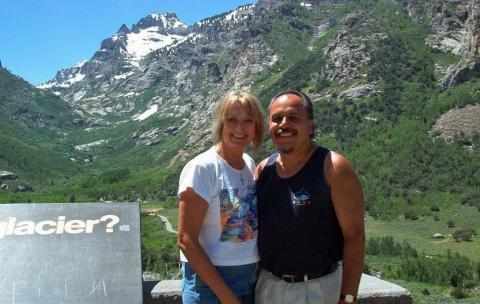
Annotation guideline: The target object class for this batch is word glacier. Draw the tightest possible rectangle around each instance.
[0,214,120,239]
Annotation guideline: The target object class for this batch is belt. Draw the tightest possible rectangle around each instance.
[270,263,338,283]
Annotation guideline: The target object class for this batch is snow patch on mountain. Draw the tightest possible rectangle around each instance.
[134,104,159,121]
[74,139,109,151]
[37,61,87,89]
[149,13,187,30]
[125,27,188,65]
[113,71,135,80]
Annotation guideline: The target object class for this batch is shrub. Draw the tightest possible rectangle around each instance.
[391,253,476,287]
[366,236,417,257]
[453,228,475,242]
[404,210,419,220]
[363,263,371,275]
[450,287,467,299]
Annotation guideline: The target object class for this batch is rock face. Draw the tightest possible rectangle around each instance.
[0,173,33,192]
[430,103,480,146]
[468,0,480,55]
[401,0,472,55]
[398,0,480,91]
[441,58,480,89]
[322,11,384,84]
[36,0,480,165]
[339,84,379,101]
[39,4,278,160]
[0,171,17,180]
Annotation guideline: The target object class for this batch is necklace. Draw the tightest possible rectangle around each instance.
[215,144,246,186]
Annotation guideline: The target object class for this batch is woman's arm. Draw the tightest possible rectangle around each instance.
[177,187,240,304]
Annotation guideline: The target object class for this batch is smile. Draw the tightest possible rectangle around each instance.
[231,134,247,139]
[276,129,296,138]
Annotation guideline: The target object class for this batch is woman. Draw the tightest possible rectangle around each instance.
[177,91,264,304]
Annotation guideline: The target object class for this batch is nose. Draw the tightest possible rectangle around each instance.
[231,121,246,132]
[279,116,288,127]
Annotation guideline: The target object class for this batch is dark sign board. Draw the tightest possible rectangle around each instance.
[0,202,142,304]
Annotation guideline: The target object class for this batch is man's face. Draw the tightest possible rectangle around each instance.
[268,94,314,154]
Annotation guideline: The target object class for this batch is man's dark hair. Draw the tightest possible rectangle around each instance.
[268,89,314,119]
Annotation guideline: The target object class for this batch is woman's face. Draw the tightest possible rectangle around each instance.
[221,102,256,152]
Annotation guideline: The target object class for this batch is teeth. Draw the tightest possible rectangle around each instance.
[277,129,294,137]
[232,134,246,139]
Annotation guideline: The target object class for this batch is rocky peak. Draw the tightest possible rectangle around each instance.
[193,4,255,34]
[116,24,131,35]
[132,12,189,35]
[39,12,196,101]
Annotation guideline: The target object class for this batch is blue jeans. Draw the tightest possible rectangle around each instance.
[182,262,259,304]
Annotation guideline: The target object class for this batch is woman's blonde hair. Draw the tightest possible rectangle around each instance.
[213,91,264,153]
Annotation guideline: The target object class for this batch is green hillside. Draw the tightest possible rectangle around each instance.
[0,67,82,189]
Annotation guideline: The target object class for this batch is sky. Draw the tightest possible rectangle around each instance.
[0,0,254,85]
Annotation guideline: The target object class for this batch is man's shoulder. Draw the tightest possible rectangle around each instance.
[328,151,352,170]
[255,154,276,180]
[324,150,357,184]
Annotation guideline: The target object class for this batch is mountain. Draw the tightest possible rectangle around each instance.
[37,4,274,171]
[0,0,477,211]
[0,66,81,191]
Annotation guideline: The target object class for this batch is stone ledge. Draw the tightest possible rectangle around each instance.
[143,274,412,304]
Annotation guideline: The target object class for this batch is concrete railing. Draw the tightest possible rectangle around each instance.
[143,274,412,304]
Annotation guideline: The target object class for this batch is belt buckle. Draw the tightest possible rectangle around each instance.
[281,274,296,283]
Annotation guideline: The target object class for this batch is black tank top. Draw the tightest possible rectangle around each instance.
[257,146,343,275]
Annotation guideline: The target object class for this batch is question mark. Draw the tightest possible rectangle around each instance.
[100,215,120,233]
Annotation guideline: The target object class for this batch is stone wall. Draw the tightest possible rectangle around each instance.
[143,274,412,304]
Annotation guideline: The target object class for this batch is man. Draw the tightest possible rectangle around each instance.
[255,90,365,304]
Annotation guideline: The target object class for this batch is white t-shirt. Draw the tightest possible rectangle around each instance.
[178,147,259,266]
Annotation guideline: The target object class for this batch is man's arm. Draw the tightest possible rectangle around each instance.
[325,151,365,304]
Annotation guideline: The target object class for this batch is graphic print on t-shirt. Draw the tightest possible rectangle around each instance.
[219,185,258,242]
[291,188,312,206]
